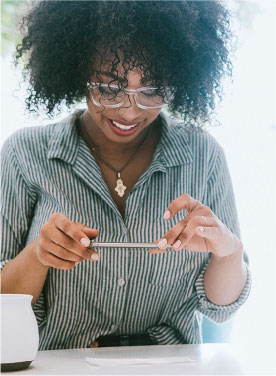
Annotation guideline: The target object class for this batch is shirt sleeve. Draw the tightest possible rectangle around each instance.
[1,137,48,328]
[1,137,37,268]
[194,142,251,323]
[147,139,251,344]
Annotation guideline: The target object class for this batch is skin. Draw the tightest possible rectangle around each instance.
[82,70,162,156]
[151,194,243,257]
[0,68,163,301]
[79,68,162,217]
[2,66,247,347]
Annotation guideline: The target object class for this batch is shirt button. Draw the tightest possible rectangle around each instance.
[111,324,117,332]
[118,278,126,286]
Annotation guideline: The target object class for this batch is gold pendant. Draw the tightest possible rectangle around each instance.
[115,173,127,197]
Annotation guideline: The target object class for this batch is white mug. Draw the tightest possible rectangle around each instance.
[1,294,39,372]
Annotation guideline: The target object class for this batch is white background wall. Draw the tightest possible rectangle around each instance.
[1,0,275,362]
[208,1,275,355]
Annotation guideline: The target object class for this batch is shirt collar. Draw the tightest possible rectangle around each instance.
[156,111,193,167]
[47,109,193,167]
[47,110,82,164]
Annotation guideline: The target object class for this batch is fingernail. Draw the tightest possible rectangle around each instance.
[173,240,181,249]
[158,238,167,249]
[91,253,99,261]
[198,226,205,232]
[80,238,90,247]
[163,210,171,220]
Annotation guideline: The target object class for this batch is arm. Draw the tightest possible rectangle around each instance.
[1,238,49,304]
[0,137,44,304]
[203,143,248,305]
[153,195,249,307]
[204,246,247,305]
[1,137,98,305]
[1,214,99,305]
[152,143,250,310]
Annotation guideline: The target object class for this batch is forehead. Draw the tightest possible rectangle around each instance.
[99,70,143,84]
[91,51,148,85]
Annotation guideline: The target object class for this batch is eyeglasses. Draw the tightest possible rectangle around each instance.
[88,82,172,109]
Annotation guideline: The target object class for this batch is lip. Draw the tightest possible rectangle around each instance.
[106,118,141,137]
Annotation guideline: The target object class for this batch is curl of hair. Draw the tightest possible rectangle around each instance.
[16,1,234,125]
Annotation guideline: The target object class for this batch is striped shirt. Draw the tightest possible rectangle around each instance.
[1,110,251,350]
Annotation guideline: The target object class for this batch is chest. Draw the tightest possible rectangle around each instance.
[97,149,155,218]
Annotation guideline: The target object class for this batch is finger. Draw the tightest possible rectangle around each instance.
[163,194,203,220]
[78,227,100,261]
[183,216,216,245]
[52,229,92,258]
[157,220,186,249]
[40,251,76,270]
[42,224,99,260]
[182,206,214,227]
[48,243,84,263]
[53,214,98,248]
[82,227,99,240]
[172,233,187,250]
[47,242,99,262]
[148,249,166,254]
[196,226,220,240]
[90,341,99,348]
[147,240,166,254]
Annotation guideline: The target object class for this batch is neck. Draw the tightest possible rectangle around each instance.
[80,110,159,157]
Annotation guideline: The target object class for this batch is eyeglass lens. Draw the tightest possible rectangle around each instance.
[91,86,165,108]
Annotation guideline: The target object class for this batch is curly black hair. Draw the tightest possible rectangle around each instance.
[16,1,233,125]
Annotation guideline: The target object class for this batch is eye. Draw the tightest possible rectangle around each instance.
[140,89,159,97]
[99,85,120,95]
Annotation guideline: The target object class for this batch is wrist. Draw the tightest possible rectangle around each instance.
[28,237,50,271]
[211,240,244,262]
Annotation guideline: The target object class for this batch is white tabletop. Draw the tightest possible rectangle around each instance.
[2,343,275,375]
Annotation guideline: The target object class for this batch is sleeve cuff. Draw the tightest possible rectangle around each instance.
[195,258,251,322]
[0,259,10,270]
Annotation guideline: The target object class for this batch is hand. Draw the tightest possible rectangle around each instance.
[34,213,99,269]
[90,340,99,348]
[150,194,242,258]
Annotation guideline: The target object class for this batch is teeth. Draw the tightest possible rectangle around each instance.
[112,120,137,130]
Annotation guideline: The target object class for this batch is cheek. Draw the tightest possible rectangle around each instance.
[86,99,113,121]
[86,98,97,117]
[147,109,161,123]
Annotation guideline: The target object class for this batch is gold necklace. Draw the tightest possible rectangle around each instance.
[80,116,153,198]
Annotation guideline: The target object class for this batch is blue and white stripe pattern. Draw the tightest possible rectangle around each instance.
[1,110,251,350]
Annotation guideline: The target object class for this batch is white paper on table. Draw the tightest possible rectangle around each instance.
[85,356,195,367]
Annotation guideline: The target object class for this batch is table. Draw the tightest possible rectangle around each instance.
[2,343,275,375]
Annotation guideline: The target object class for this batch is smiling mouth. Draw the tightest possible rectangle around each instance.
[110,119,139,130]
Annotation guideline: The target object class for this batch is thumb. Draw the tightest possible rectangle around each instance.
[82,227,99,240]
[79,227,99,250]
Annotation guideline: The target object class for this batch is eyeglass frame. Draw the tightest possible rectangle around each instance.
[87,82,172,110]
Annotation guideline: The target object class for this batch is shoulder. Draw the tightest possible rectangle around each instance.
[2,123,55,164]
[2,111,80,164]
[8,124,51,145]
[161,111,223,161]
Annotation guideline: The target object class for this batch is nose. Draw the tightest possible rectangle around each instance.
[118,94,141,119]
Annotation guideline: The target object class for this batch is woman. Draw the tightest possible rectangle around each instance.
[1,1,250,350]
